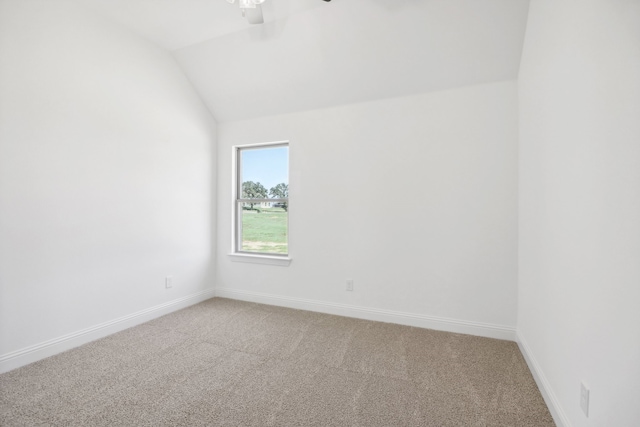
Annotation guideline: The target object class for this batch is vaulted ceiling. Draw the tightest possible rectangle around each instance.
[83,0,530,122]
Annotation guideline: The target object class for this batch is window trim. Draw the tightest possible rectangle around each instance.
[230,140,291,265]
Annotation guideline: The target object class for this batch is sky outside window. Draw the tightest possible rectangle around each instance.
[241,146,288,191]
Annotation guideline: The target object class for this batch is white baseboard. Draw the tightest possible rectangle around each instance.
[517,331,571,427]
[0,288,216,374]
[214,287,516,341]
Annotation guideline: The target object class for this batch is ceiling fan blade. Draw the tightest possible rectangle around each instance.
[245,4,264,24]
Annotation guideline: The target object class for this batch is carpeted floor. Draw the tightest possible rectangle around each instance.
[0,298,555,426]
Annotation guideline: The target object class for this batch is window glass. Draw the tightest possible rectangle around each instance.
[235,144,289,256]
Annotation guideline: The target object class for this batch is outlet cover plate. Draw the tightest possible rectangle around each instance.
[580,382,589,417]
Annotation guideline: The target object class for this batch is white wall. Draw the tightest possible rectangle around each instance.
[0,0,217,364]
[518,1,640,426]
[216,81,519,335]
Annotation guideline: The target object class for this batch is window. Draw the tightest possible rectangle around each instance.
[233,142,289,260]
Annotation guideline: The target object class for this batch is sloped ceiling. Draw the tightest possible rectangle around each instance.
[85,0,530,122]
[82,0,327,51]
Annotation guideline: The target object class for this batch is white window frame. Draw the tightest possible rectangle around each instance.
[229,141,291,266]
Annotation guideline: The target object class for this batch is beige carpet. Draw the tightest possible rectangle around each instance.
[0,298,555,426]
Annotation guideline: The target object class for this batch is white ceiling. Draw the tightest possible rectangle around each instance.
[82,0,328,51]
[84,0,530,122]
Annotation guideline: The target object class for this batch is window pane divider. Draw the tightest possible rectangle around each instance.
[237,198,288,203]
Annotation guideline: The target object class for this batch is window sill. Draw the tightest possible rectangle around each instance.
[228,253,292,267]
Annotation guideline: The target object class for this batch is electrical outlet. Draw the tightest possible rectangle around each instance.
[165,276,173,289]
[580,382,590,417]
[346,279,354,291]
